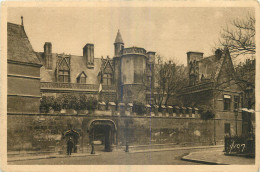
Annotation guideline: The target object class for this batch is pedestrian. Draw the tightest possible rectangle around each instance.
[67,137,74,155]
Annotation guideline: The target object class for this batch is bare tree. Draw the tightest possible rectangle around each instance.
[218,14,255,58]
[152,55,188,107]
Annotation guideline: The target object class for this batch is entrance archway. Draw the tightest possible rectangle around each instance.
[88,119,117,152]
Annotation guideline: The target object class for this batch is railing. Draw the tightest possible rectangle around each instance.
[122,47,147,55]
[41,82,116,91]
[181,82,215,94]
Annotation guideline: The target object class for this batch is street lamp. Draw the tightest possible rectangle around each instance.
[234,108,238,136]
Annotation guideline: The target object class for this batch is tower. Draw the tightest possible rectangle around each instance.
[114,30,124,57]
[120,47,147,104]
[113,30,124,102]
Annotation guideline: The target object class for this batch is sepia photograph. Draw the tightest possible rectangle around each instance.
[1,1,259,171]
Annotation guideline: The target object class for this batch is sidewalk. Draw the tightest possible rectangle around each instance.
[129,145,223,153]
[7,145,223,162]
[181,148,255,165]
[8,152,99,162]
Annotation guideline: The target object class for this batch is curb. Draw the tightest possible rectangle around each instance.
[8,153,99,162]
[128,145,223,154]
[181,156,228,165]
[181,151,228,165]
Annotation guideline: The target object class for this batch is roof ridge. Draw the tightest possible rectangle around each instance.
[7,22,22,27]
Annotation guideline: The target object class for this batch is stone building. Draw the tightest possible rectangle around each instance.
[7,20,42,113]
[38,30,155,105]
[7,19,249,153]
[178,48,244,136]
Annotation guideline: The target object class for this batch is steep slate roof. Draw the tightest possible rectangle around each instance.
[38,52,102,84]
[114,30,123,43]
[198,49,228,81]
[7,23,41,65]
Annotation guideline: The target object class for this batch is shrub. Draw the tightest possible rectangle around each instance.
[52,97,62,111]
[40,96,55,113]
[200,110,215,120]
[86,96,98,111]
[132,101,146,115]
[78,95,88,110]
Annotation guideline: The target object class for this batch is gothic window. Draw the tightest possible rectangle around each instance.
[103,73,112,85]
[57,56,70,83]
[224,95,231,111]
[77,72,87,84]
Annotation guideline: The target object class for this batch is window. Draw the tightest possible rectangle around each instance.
[77,76,86,84]
[234,96,239,111]
[77,72,87,84]
[58,70,70,83]
[57,57,70,83]
[224,95,231,111]
[224,123,231,136]
[103,73,112,85]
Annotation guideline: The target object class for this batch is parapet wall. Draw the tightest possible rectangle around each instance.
[7,112,242,152]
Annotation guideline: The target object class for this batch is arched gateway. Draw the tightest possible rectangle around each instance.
[87,119,117,152]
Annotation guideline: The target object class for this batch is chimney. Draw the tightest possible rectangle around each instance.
[186,52,203,67]
[44,42,52,69]
[147,51,156,63]
[83,43,94,69]
[215,49,222,60]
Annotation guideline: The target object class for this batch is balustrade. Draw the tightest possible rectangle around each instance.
[41,82,115,91]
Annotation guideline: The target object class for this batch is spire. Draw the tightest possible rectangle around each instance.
[114,29,124,44]
[21,16,24,26]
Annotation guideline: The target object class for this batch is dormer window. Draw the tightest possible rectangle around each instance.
[56,55,70,83]
[100,59,114,86]
[77,71,87,84]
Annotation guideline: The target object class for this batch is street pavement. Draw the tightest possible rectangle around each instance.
[8,149,200,165]
[182,149,255,165]
[8,145,224,165]
[7,145,254,165]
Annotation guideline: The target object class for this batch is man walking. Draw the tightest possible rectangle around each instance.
[67,137,74,155]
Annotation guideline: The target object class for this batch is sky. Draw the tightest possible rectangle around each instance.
[8,7,254,65]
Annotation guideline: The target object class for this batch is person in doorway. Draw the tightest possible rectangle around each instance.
[67,137,74,155]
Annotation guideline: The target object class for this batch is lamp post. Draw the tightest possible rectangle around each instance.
[234,108,238,136]
[91,128,95,154]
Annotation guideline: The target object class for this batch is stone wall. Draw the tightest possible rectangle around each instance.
[7,112,242,153]
[8,62,41,113]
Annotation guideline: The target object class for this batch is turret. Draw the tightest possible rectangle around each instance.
[114,30,124,57]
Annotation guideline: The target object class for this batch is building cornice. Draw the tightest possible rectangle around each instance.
[8,59,42,67]
[8,94,41,98]
[8,74,40,80]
